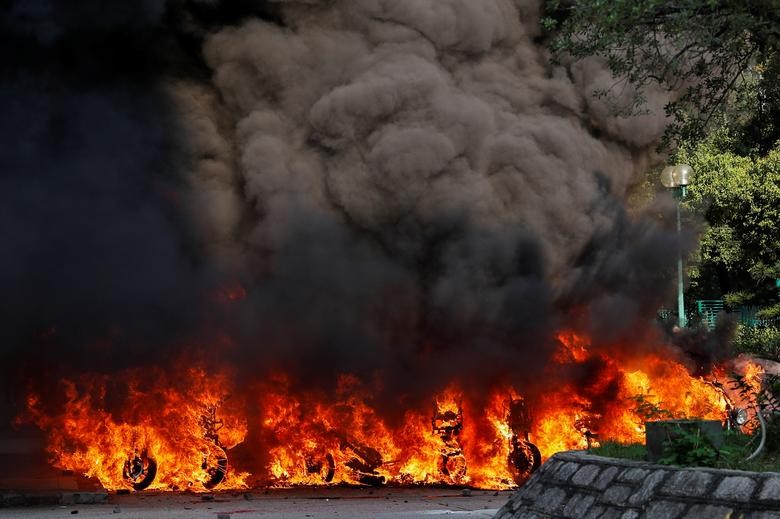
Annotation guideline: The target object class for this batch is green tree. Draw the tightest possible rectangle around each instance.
[675,137,780,314]
[544,0,780,149]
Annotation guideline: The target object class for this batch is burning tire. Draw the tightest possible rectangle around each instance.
[439,452,467,484]
[202,444,229,490]
[505,397,540,483]
[305,452,336,483]
[508,439,541,483]
[342,439,385,486]
[122,451,157,491]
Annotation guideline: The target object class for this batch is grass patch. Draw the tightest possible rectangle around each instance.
[713,431,780,471]
[588,441,647,461]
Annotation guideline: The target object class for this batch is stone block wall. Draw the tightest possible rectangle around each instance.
[495,450,780,518]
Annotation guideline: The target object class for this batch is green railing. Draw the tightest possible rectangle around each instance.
[659,301,776,330]
[696,300,724,330]
[690,301,777,330]
[734,305,779,328]
[658,279,780,330]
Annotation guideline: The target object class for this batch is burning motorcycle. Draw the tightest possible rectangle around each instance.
[340,437,386,485]
[710,367,780,461]
[304,435,385,485]
[198,402,230,490]
[708,378,756,433]
[432,401,467,484]
[121,401,230,491]
[506,398,541,483]
[304,451,336,483]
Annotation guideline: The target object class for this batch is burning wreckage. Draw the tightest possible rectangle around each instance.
[5,0,778,499]
[115,393,541,491]
[18,334,772,493]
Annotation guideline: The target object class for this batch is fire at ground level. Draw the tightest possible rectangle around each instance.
[4,333,766,494]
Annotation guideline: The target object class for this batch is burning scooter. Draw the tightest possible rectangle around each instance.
[432,400,468,484]
[506,398,541,483]
[122,400,231,491]
[303,435,385,485]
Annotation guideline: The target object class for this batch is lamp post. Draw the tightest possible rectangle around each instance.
[660,164,694,328]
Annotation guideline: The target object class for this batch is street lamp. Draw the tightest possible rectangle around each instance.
[660,164,693,328]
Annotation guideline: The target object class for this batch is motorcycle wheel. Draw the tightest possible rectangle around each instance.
[305,452,336,483]
[202,445,229,490]
[508,440,541,483]
[122,452,157,491]
[439,453,467,484]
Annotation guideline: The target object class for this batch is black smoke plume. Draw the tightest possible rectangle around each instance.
[2,0,686,425]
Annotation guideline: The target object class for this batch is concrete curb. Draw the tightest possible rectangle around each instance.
[494,450,780,518]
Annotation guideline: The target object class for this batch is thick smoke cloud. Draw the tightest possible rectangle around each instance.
[187,0,680,397]
[2,0,683,412]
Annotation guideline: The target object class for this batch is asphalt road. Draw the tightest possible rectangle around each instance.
[0,488,508,519]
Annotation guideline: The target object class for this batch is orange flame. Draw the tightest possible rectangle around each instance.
[20,333,762,491]
[24,367,249,491]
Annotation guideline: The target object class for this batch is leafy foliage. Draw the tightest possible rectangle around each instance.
[544,0,780,148]
[757,305,780,322]
[659,426,719,466]
[630,394,677,421]
[732,325,780,360]
[675,140,780,306]
[712,430,756,468]
[629,394,721,467]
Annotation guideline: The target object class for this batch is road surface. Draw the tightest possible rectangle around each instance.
[0,487,509,518]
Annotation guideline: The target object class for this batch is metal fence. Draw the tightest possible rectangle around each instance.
[696,300,724,330]
[658,301,778,330]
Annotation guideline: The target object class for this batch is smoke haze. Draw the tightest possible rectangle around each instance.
[2,0,683,411]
